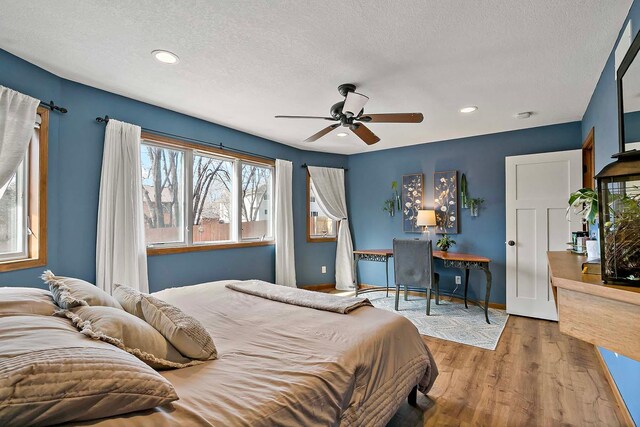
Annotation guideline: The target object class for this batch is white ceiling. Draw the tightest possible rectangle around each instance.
[0,0,632,155]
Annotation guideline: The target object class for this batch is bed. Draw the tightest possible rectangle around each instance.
[76,280,438,426]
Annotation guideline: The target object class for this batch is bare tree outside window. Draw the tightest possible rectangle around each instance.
[140,137,275,250]
[241,164,272,240]
[192,154,233,243]
[141,144,184,244]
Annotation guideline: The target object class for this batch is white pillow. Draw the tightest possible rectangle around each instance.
[42,270,123,310]
[57,305,204,369]
[141,293,218,361]
[0,287,57,317]
[0,315,178,426]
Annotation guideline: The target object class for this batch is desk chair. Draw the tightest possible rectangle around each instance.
[393,239,440,315]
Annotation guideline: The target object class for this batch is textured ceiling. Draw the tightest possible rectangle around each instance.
[0,0,632,154]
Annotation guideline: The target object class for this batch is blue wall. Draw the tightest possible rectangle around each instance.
[0,49,347,291]
[346,122,582,304]
[582,0,640,423]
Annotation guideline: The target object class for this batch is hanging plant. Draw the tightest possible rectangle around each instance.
[383,198,396,217]
[391,180,401,210]
[460,173,469,208]
[382,181,401,217]
[469,198,484,217]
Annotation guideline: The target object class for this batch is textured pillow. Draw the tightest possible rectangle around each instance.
[0,315,178,427]
[0,287,57,317]
[141,294,217,361]
[56,305,202,369]
[113,283,144,318]
[41,270,122,309]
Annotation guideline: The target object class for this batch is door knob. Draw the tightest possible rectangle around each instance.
[507,240,515,246]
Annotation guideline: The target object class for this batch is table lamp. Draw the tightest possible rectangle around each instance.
[416,209,437,240]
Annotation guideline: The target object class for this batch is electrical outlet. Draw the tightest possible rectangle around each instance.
[321,266,327,274]
[455,276,462,285]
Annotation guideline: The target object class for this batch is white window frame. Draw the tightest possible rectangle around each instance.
[0,108,48,272]
[140,140,188,248]
[141,136,275,253]
[0,155,29,262]
[307,173,338,242]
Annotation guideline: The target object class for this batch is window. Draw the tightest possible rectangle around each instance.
[307,173,337,242]
[141,133,274,255]
[241,163,272,240]
[0,107,48,272]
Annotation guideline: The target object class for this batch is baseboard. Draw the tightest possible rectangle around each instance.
[356,284,506,309]
[594,346,635,427]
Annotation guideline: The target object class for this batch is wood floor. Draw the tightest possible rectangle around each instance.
[387,315,628,427]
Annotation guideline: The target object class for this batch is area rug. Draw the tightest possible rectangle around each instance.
[367,294,509,350]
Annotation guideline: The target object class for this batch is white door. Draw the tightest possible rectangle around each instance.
[505,150,582,320]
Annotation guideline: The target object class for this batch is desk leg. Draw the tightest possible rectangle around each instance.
[354,255,360,297]
[481,265,492,324]
[385,257,389,297]
[463,268,469,309]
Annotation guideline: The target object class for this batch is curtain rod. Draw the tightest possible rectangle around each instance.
[301,163,349,172]
[95,115,286,162]
[40,100,67,114]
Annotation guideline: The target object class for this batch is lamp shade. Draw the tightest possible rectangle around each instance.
[416,209,436,227]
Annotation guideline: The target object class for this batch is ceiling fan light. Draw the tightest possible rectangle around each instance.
[342,92,369,117]
[336,132,348,137]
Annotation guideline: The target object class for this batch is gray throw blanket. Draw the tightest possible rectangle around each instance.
[225,280,372,314]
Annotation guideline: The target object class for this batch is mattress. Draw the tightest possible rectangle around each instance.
[76,281,437,426]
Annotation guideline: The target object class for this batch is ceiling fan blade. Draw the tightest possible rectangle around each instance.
[275,115,337,121]
[351,124,380,145]
[304,124,341,142]
[357,113,424,123]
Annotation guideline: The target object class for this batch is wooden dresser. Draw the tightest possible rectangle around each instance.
[548,251,640,361]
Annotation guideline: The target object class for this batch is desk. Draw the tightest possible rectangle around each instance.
[353,249,493,324]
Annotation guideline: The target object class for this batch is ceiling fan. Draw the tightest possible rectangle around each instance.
[275,83,423,145]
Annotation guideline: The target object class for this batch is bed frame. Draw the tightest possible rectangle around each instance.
[408,385,418,406]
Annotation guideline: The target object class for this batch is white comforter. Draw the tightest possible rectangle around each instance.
[77,281,437,427]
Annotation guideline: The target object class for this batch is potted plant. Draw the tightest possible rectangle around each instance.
[469,197,484,217]
[436,235,456,252]
[567,188,599,224]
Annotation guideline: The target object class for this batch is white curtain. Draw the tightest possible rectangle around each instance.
[307,166,354,290]
[96,120,149,294]
[274,159,296,287]
[0,86,40,200]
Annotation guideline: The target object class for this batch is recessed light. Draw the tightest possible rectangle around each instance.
[336,132,348,137]
[460,106,478,114]
[152,50,179,64]
[515,112,533,119]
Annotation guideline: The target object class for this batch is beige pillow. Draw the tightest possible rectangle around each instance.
[141,294,217,361]
[113,283,144,318]
[0,315,178,427]
[41,270,122,310]
[0,287,57,317]
[57,305,203,369]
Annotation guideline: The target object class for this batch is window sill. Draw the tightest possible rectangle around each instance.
[307,237,338,243]
[0,257,47,273]
[147,240,274,256]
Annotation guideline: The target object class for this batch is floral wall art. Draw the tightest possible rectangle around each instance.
[402,173,424,233]
[434,170,459,234]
